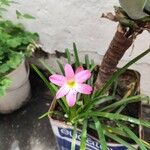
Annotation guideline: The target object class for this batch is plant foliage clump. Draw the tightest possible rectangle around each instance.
[0,20,39,75]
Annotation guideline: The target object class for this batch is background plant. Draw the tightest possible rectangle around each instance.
[0,0,35,19]
[33,44,150,150]
[95,0,150,90]
[0,0,39,96]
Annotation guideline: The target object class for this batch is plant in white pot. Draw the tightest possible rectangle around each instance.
[33,45,150,150]
[0,0,39,113]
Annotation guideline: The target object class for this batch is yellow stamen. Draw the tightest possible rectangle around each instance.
[67,80,76,88]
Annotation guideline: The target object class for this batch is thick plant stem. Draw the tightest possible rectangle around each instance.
[95,25,134,90]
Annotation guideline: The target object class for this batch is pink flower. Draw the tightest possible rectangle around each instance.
[49,64,93,107]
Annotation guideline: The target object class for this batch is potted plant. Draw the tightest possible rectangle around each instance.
[95,0,150,89]
[32,44,150,150]
[0,0,39,113]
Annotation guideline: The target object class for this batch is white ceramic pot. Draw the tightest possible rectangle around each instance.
[0,61,31,114]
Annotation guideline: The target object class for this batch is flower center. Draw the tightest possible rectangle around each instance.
[67,80,76,88]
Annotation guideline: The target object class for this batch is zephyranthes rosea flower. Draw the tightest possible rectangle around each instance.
[49,64,93,107]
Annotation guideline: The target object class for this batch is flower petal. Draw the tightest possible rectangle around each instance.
[56,86,69,99]
[75,66,84,74]
[65,64,75,80]
[49,74,66,86]
[75,70,91,83]
[66,90,77,107]
[76,83,93,94]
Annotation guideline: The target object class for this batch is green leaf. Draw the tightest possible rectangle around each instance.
[85,54,90,69]
[0,7,7,12]
[93,117,107,150]
[0,77,12,97]
[16,10,22,19]
[84,96,115,112]
[65,48,71,64]
[73,42,80,67]
[119,124,147,150]
[100,95,150,112]
[119,0,148,19]
[89,123,150,149]
[71,123,77,150]
[74,111,150,128]
[105,131,136,150]
[144,0,150,13]
[141,139,150,149]
[94,48,150,97]
[31,64,69,114]
[16,10,35,20]
[7,38,21,48]
[39,59,55,74]
[80,120,87,150]
[38,111,63,119]
[23,14,35,19]
[57,60,65,75]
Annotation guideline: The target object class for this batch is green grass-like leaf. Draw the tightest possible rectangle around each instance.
[65,48,71,64]
[73,43,80,67]
[105,131,136,150]
[57,60,65,75]
[85,54,90,69]
[71,123,77,150]
[94,48,150,97]
[118,124,147,150]
[31,64,69,114]
[39,59,55,74]
[100,95,149,112]
[84,96,115,112]
[80,120,87,150]
[93,117,107,150]
[73,111,150,128]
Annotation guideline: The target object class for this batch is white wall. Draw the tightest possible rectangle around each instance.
[5,0,150,62]
[5,0,150,95]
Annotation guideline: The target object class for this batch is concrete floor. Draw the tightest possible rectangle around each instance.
[0,70,149,150]
[0,71,57,150]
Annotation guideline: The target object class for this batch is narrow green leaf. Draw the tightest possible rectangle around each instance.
[31,64,56,95]
[88,123,128,138]
[141,139,150,149]
[89,123,150,149]
[71,123,77,150]
[39,111,53,119]
[73,43,80,67]
[112,80,118,96]
[93,117,107,150]
[23,14,35,19]
[119,124,147,150]
[100,95,149,112]
[57,60,65,75]
[80,120,87,150]
[84,96,115,112]
[85,54,90,69]
[105,132,136,150]
[65,48,71,64]
[38,111,64,119]
[74,111,150,128]
[16,10,22,19]
[31,64,69,113]
[94,48,150,97]
[39,59,56,74]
